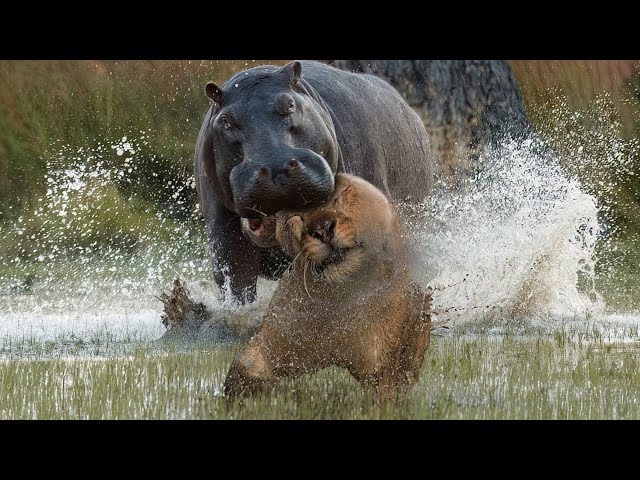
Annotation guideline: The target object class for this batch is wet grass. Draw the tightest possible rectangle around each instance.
[2,327,640,419]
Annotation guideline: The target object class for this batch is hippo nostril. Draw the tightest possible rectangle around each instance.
[288,159,299,169]
[259,167,270,178]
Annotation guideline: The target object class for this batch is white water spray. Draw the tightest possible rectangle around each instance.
[1,126,638,351]
[408,137,603,328]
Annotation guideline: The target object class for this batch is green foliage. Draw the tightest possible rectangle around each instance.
[0,60,280,219]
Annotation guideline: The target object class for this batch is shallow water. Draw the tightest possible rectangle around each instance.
[0,126,639,359]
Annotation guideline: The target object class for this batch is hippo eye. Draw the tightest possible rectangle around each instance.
[221,115,231,130]
[275,93,296,116]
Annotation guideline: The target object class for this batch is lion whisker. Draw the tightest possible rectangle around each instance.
[245,206,268,217]
[303,258,312,299]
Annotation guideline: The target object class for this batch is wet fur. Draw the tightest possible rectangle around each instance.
[224,174,432,400]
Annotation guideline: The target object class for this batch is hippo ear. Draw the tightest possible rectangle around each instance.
[205,82,222,109]
[279,61,302,87]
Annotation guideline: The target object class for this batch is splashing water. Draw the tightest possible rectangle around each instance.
[408,137,602,329]
[1,120,639,353]
[0,134,211,351]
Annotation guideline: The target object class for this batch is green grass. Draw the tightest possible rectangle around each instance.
[0,60,289,221]
[2,327,639,419]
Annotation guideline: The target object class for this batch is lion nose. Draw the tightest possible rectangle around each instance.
[311,220,334,243]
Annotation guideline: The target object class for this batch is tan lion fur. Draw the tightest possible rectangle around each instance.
[224,174,432,400]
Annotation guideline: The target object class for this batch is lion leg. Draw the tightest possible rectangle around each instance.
[223,336,274,399]
[350,369,399,402]
[351,327,429,401]
[404,324,431,386]
[374,369,399,401]
[398,284,433,387]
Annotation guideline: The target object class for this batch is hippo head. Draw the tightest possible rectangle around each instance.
[204,61,341,225]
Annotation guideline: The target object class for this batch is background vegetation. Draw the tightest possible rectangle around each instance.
[0,61,284,267]
[0,60,258,219]
[511,60,640,309]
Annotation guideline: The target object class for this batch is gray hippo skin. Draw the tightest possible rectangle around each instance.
[329,60,532,192]
[194,60,433,303]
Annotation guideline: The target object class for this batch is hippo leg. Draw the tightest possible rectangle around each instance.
[207,201,261,304]
[260,247,291,281]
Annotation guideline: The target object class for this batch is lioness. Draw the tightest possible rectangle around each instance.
[223,174,432,399]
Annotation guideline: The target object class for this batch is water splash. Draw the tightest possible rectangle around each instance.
[0,134,209,350]
[1,104,639,352]
[407,136,603,328]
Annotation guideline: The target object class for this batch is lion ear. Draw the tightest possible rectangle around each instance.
[279,61,302,87]
[205,82,222,110]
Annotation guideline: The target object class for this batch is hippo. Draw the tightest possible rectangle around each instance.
[329,60,533,194]
[194,60,433,304]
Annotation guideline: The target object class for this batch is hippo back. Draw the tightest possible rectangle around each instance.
[299,61,434,203]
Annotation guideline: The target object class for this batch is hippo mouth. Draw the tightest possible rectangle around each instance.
[241,216,279,248]
[229,151,336,218]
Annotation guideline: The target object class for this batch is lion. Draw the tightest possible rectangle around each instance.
[223,173,432,400]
